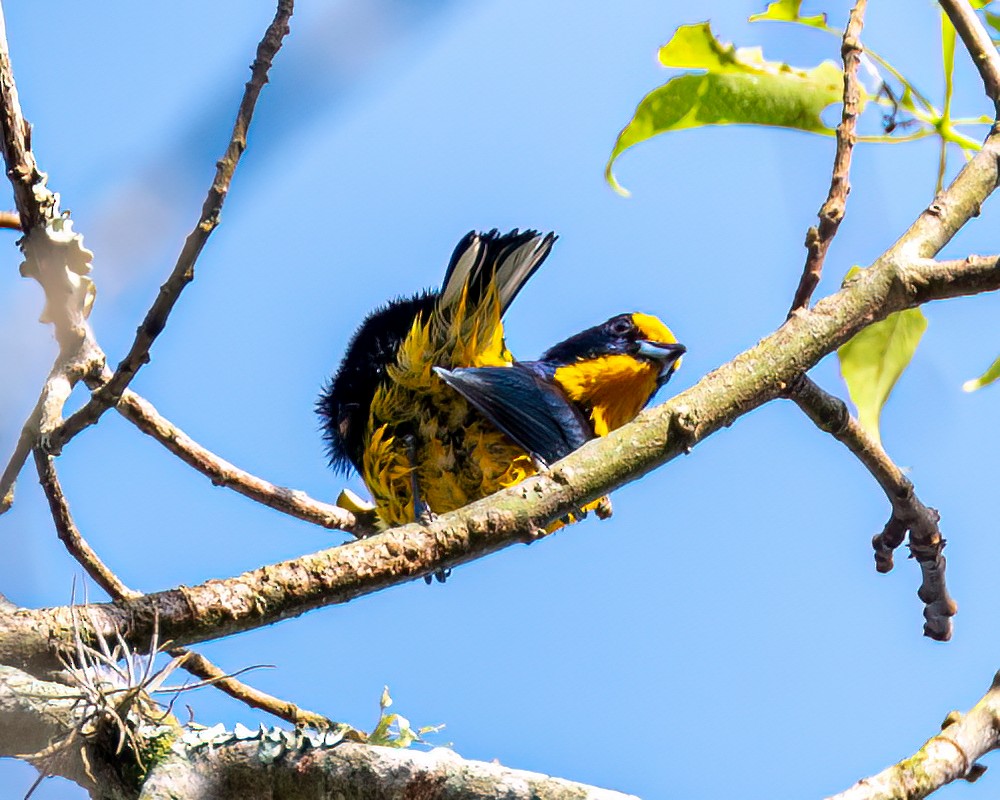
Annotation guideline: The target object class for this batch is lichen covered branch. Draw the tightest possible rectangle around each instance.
[828,670,1000,800]
[139,738,639,800]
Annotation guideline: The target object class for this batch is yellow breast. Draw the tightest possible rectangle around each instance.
[553,355,660,436]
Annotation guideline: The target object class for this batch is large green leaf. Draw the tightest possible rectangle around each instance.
[838,305,927,445]
[963,355,1000,392]
[605,22,844,195]
[748,0,828,29]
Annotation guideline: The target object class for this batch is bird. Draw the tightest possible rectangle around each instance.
[317,229,684,569]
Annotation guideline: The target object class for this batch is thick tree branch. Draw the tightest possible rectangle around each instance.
[887,128,1000,259]
[828,670,1000,799]
[788,0,866,316]
[1,664,636,800]
[786,376,955,640]
[52,0,295,450]
[939,0,1000,111]
[139,739,638,800]
[0,665,104,793]
[3,248,1000,675]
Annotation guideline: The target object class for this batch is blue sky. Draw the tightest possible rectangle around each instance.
[2,1,999,798]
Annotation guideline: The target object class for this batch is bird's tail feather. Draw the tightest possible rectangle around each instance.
[439,229,556,315]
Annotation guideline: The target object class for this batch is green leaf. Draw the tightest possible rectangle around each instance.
[986,10,1000,36]
[606,23,844,195]
[941,11,956,118]
[963,355,1000,391]
[838,304,928,445]
[748,0,828,29]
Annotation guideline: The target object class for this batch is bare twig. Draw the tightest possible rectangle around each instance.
[167,649,334,730]
[0,424,30,512]
[787,0,866,316]
[54,0,295,448]
[0,0,105,512]
[0,208,20,229]
[33,449,141,601]
[115,388,372,535]
[33,439,333,728]
[939,0,1000,111]
[828,670,1000,799]
[0,2,44,232]
[785,0,965,640]
[786,376,956,640]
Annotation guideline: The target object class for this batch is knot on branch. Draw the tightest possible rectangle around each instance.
[670,403,700,452]
[873,516,907,573]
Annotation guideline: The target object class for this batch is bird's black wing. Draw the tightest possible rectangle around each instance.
[433,364,592,466]
[439,229,557,316]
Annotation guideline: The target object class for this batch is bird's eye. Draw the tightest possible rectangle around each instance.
[609,317,634,336]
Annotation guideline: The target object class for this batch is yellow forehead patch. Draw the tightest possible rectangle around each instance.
[632,312,677,345]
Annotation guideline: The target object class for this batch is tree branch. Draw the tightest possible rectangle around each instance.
[0,1,45,232]
[168,648,334,731]
[34,448,142,601]
[786,376,955,640]
[51,0,295,450]
[0,665,104,793]
[828,670,1000,799]
[3,245,999,676]
[114,387,371,534]
[787,0,866,316]
[139,738,638,800]
[33,440,335,732]
[0,0,105,511]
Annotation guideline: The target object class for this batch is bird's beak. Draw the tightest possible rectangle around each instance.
[637,340,686,386]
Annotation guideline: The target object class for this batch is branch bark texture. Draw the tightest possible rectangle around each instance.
[139,741,638,800]
[828,671,1000,800]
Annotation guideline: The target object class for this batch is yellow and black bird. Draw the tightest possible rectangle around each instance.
[318,229,684,558]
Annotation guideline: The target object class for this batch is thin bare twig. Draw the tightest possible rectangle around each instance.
[0,2,44,232]
[33,449,141,601]
[0,425,30,512]
[0,208,20,229]
[53,0,295,449]
[114,388,373,535]
[786,0,957,640]
[787,0,866,316]
[828,670,1000,799]
[34,442,332,728]
[166,649,334,730]
[0,0,105,512]
[939,0,1000,111]
[786,376,956,641]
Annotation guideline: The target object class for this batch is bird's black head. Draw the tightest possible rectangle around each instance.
[540,312,685,387]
